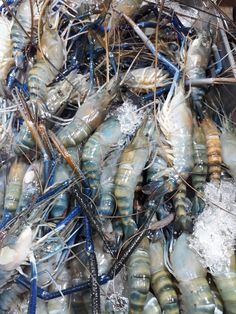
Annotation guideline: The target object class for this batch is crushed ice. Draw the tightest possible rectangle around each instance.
[189,180,236,274]
[114,101,144,136]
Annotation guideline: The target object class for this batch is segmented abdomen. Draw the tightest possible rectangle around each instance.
[201,116,222,185]
[50,164,70,218]
[98,151,121,218]
[192,124,207,215]
[143,292,162,314]
[4,160,28,214]
[150,241,179,314]
[0,16,14,82]
[213,255,236,314]
[179,278,215,314]
[57,77,119,148]
[128,237,150,314]
[82,118,123,198]
[28,61,52,104]
[124,66,170,92]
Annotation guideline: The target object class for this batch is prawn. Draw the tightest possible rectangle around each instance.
[123,66,170,93]
[81,116,124,199]
[46,71,89,116]
[0,14,14,95]
[157,82,194,191]
[157,82,193,231]
[171,233,215,313]
[57,76,120,148]
[28,17,66,109]
[114,117,153,239]
[11,0,40,68]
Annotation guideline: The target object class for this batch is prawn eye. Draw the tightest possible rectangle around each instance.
[58,90,63,97]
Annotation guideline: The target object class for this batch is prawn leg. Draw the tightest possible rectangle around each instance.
[84,216,101,314]
[16,214,172,300]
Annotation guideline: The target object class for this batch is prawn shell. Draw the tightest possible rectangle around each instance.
[213,255,236,314]
[221,131,236,179]
[171,233,215,314]
[0,16,14,82]
[114,120,151,238]
[128,237,150,314]
[81,117,123,198]
[201,117,222,184]
[28,23,65,104]
[57,76,120,147]
[124,67,170,92]
[4,160,28,213]
[150,241,179,314]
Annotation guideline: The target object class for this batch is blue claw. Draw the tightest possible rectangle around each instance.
[28,256,37,314]
[212,44,223,75]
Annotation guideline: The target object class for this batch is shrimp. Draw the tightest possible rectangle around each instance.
[114,117,153,239]
[201,115,222,185]
[15,72,89,155]
[123,66,170,93]
[212,252,236,314]
[106,0,143,32]
[81,117,124,198]
[156,82,193,231]
[0,15,14,95]
[49,163,70,219]
[4,159,28,215]
[28,18,65,108]
[185,30,213,118]
[127,237,150,314]
[47,265,71,314]
[191,122,207,216]
[46,71,89,116]
[57,76,120,148]
[143,292,162,314]
[220,127,236,180]
[171,233,215,313]
[17,161,42,212]
[157,82,194,191]
[149,239,179,314]
[11,0,40,68]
